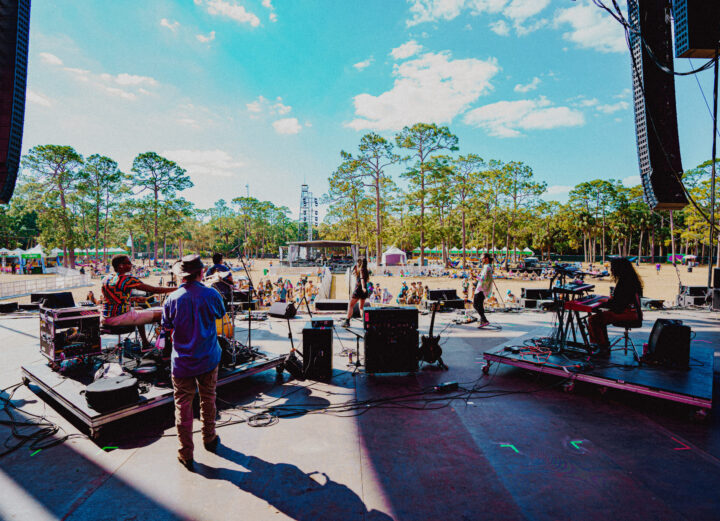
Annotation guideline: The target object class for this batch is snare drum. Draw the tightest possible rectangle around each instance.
[216,313,234,339]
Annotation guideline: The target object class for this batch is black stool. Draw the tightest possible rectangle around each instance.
[610,294,644,363]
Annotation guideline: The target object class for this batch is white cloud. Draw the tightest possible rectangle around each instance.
[353,57,373,70]
[546,185,573,196]
[246,95,292,116]
[596,101,629,114]
[160,18,180,32]
[554,1,626,53]
[406,0,550,34]
[614,88,631,99]
[201,0,260,27]
[196,30,216,43]
[489,20,510,36]
[503,0,549,23]
[104,87,136,100]
[513,76,540,93]
[272,117,302,134]
[390,40,423,60]
[406,0,467,27]
[39,52,63,65]
[463,96,584,137]
[111,73,159,87]
[27,89,52,107]
[162,149,244,177]
[623,175,641,187]
[348,51,499,131]
[261,0,277,22]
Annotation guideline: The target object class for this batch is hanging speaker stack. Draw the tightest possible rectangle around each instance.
[0,0,31,204]
[628,0,687,210]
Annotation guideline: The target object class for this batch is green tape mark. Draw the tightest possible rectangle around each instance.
[570,440,583,450]
[30,449,41,457]
[500,444,519,453]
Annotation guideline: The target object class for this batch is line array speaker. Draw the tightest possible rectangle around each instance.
[628,0,687,210]
[0,0,31,203]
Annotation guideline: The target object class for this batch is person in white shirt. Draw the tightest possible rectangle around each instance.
[474,254,494,327]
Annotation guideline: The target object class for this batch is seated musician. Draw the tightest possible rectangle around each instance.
[207,269,234,305]
[101,254,176,348]
[205,253,230,278]
[588,257,643,355]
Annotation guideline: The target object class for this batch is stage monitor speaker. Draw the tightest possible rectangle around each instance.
[645,318,690,369]
[32,291,75,309]
[712,289,720,311]
[673,0,720,59]
[713,268,720,289]
[302,325,332,380]
[363,306,419,373]
[0,0,31,203]
[628,0,687,210]
[428,289,459,301]
[268,301,296,319]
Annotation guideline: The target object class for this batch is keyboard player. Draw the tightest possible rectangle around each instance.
[587,258,643,356]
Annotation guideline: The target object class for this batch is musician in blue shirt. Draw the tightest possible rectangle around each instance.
[163,254,225,468]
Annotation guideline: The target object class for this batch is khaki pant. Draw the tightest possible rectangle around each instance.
[172,365,219,462]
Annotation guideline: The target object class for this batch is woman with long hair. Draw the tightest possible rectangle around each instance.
[588,257,643,355]
[343,257,369,327]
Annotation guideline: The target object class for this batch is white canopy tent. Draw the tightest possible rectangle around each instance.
[381,246,407,266]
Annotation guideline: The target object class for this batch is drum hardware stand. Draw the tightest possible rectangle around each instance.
[343,327,363,374]
[237,253,257,350]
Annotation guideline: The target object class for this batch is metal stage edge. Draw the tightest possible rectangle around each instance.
[482,348,713,413]
[20,353,286,439]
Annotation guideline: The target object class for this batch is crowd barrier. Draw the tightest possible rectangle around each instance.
[0,273,92,300]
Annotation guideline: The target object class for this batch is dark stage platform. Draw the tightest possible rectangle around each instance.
[21,353,285,439]
[483,338,713,413]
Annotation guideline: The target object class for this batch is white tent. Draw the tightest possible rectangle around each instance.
[381,246,407,266]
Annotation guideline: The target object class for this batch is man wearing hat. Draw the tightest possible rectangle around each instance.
[163,254,226,469]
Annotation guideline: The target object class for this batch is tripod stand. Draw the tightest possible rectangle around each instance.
[237,253,257,350]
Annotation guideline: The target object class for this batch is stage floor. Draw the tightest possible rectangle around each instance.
[1,307,720,521]
[483,338,713,412]
[21,351,285,439]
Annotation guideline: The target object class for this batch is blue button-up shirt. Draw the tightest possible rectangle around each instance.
[162,280,225,378]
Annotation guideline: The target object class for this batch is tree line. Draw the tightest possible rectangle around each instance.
[1,126,718,269]
[321,123,720,267]
[0,145,297,267]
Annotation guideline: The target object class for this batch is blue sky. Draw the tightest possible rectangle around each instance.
[22,0,717,217]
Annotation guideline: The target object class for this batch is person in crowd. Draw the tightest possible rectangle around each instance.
[462,279,470,302]
[382,287,392,304]
[343,258,369,327]
[588,257,643,356]
[101,254,176,348]
[205,253,230,278]
[86,290,98,305]
[397,281,409,304]
[473,254,494,328]
[163,255,225,469]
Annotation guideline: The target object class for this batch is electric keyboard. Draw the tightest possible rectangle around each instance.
[564,294,608,313]
[552,282,595,295]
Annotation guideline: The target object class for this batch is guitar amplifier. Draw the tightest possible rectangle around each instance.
[39,306,101,362]
[645,319,690,369]
[302,324,333,380]
[363,306,418,373]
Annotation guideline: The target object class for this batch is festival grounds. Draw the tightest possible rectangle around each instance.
[0,259,712,308]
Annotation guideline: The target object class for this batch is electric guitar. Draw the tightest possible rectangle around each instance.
[420,301,448,370]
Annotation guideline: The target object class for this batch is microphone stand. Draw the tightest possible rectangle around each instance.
[237,253,256,350]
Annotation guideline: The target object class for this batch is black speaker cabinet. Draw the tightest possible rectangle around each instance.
[363,307,419,373]
[646,318,690,369]
[302,325,332,380]
[0,0,30,203]
[713,268,720,289]
[712,289,720,311]
[628,0,687,210]
[32,291,76,309]
[521,288,552,300]
[268,301,296,318]
[428,289,459,301]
